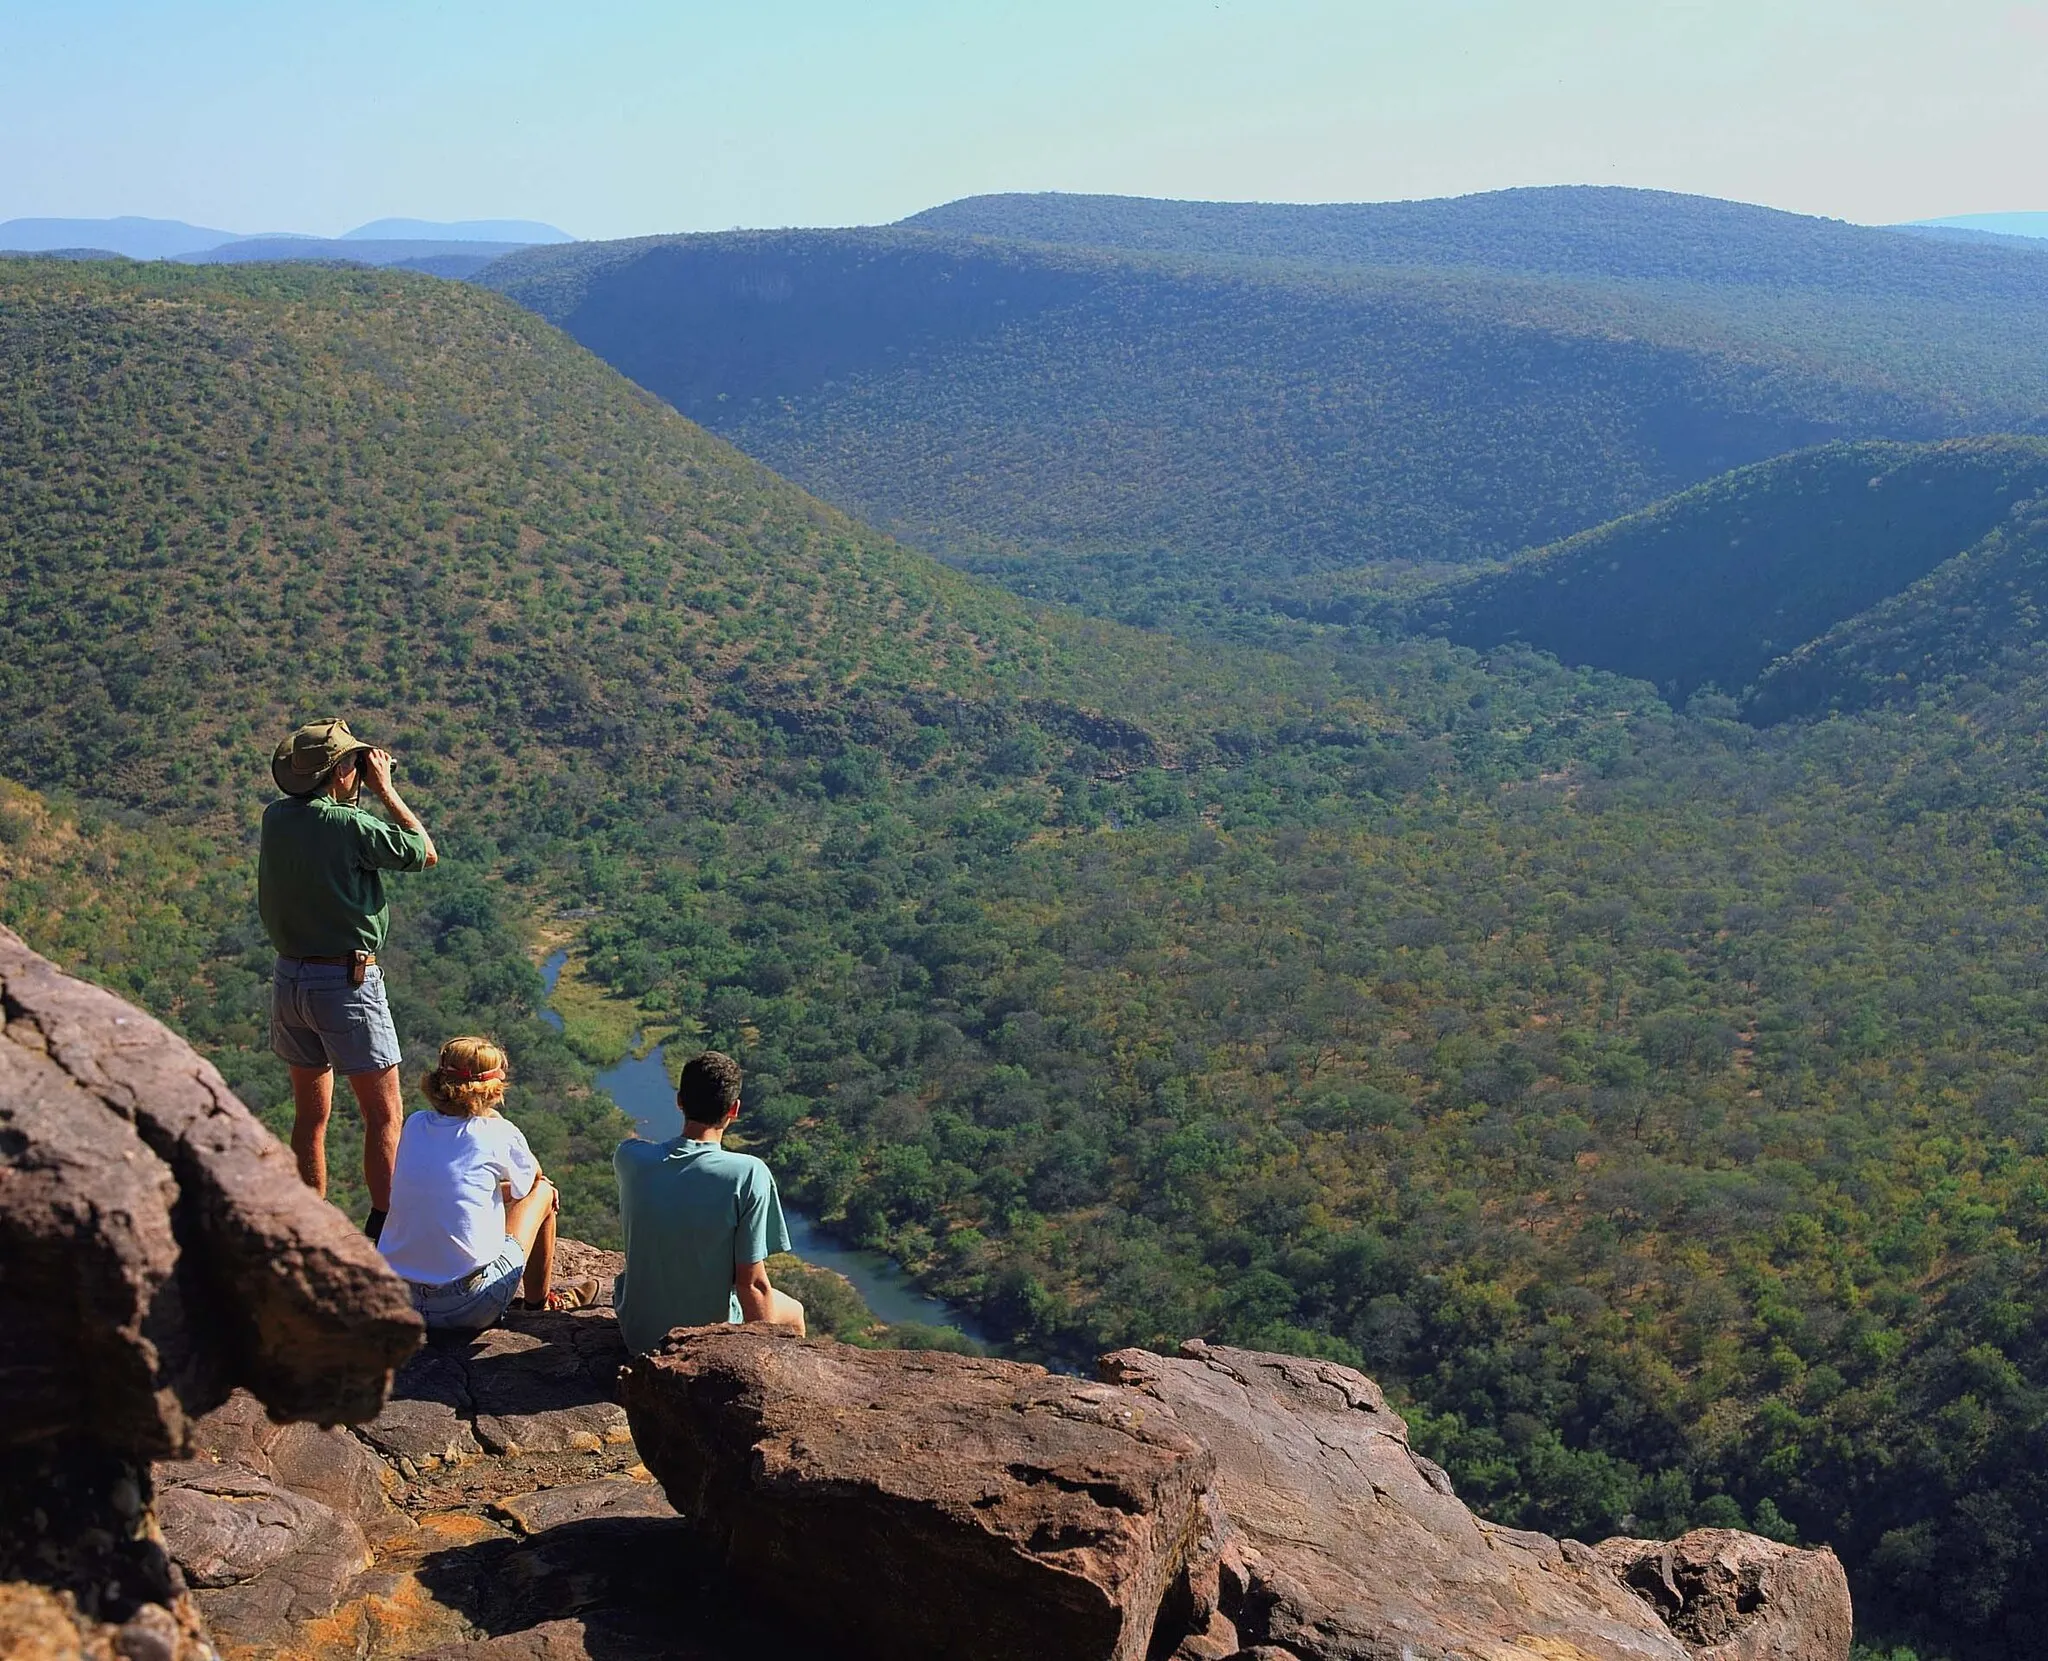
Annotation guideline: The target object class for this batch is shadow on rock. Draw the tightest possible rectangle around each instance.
[411,1517,800,1661]
[451,1311,632,1458]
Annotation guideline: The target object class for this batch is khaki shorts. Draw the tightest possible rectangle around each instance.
[270,958,402,1075]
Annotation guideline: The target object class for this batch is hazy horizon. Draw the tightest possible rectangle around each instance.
[4,0,2045,241]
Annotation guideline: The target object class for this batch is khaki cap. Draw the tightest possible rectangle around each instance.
[272,719,370,797]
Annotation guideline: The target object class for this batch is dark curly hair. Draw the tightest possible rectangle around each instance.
[677,1051,743,1123]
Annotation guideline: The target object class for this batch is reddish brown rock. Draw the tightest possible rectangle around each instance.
[1596,1530,1853,1661]
[487,1478,675,1536]
[180,1389,409,1546]
[0,926,421,1440]
[622,1325,1221,1661]
[1,928,421,1655]
[411,1614,733,1661]
[1102,1340,1692,1661]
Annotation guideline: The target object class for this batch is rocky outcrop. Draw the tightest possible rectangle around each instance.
[0,927,423,1658]
[135,1301,1856,1661]
[620,1327,1223,1661]
[149,1295,721,1661]
[0,925,421,1450]
[1103,1340,1693,1661]
[1597,1532,1853,1661]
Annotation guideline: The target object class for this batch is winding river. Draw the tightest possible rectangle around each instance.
[539,952,989,1342]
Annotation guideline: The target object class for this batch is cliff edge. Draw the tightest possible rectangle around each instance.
[0,928,1851,1661]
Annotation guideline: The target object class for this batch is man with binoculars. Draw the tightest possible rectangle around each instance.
[261,718,438,1241]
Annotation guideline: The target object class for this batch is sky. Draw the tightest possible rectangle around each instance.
[3,0,2044,240]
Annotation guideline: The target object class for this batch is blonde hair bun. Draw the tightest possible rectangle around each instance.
[422,1036,510,1117]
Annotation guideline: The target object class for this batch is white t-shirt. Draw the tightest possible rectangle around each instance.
[378,1109,539,1286]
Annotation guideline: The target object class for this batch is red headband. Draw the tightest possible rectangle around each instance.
[442,1065,505,1084]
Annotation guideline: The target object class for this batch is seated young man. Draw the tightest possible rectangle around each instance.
[613,1050,807,1354]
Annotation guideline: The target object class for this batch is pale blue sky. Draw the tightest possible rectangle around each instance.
[3,0,2043,238]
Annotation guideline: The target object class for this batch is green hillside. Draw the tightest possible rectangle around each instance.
[1400,438,2048,705]
[478,203,2048,629]
[17,257,2048,1652]
[1748,495,2048,722]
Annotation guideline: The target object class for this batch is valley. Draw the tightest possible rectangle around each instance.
[6,197,2048,1655]
[478,188,2048,635]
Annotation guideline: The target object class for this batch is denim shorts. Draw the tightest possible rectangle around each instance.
[270,958,403,1076]
[407,1240,526,1332]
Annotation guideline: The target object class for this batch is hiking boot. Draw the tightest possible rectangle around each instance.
[544,1277,601,1312]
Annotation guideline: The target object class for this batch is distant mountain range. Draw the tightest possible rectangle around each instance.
[0,215,243,259]
[1906,211,2048,241]
[0,214,573,263]
[341,218,573,244]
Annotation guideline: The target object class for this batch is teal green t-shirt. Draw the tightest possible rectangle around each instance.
[613,1137,793,1355]
[258,794,429,957]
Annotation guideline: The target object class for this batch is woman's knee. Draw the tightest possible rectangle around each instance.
[506,1177,557,1248]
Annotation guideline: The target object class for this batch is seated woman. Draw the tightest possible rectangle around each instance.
[376,1036,593,1328]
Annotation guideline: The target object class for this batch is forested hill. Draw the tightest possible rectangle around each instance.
[20,257,2048,1651]
[904,186,2048,302]
[1399,437,2048,708]
[478,214,2048,624]
[1747,492,2048,723]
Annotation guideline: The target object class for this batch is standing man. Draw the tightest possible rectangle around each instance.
[613,1051,807,1353]
[261,718,437,1240]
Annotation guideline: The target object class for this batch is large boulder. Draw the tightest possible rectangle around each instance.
[0,927,422,1656]
[1596,1531,1853,1661]
[1102,1340,1694,1661]
[0,925,421,1450]
[620,1326,1224,1661]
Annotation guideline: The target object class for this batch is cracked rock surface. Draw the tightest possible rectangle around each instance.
[152,1270,804,1661]
[1597,1530,1854,1661]
[1101,1340,1848,1661]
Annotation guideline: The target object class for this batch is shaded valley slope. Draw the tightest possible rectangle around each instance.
[1400,436,2048,710]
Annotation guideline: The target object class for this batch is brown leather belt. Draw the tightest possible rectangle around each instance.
[286,950,376,987]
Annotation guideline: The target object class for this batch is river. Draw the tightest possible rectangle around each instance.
[538,951,989,1341]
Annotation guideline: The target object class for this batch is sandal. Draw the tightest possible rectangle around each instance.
[544,1277,601,1313]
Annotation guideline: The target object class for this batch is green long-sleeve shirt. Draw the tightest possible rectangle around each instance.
[258,794,429,957]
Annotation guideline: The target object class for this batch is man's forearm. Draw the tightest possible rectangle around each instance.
[375,785,439,866]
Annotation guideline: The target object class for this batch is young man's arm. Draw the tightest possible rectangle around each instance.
[734,1259,807,1334]
[735,1260,777,1322]
[362,748,438,868]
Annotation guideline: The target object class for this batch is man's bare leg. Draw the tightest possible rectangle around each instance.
[505,1178,559,1305]
[289,1064,334,1195]
[345,1065,404,1212]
